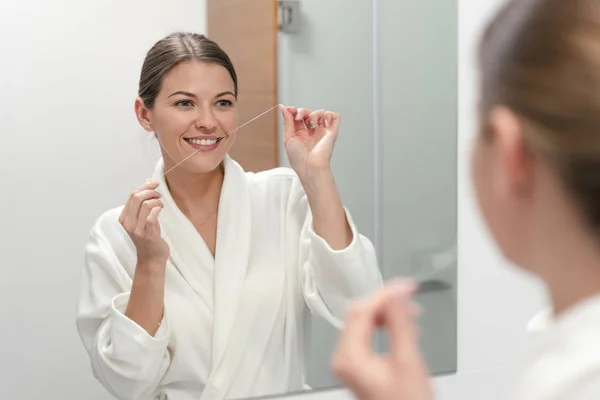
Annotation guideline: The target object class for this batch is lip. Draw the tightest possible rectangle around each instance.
[184,135,223,140]
[184,136,224,152]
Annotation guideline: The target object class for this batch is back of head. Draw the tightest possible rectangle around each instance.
[479,0,600,234]
[138,32,238,110]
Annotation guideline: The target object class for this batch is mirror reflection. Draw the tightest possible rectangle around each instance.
[77,30,383,400]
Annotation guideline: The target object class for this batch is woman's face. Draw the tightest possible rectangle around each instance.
[136,60,238,174]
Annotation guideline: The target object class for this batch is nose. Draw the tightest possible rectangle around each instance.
[194,106,218,132]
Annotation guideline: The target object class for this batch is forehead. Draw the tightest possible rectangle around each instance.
[160,60,235,95]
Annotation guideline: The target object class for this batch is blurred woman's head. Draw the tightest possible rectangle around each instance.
[471,0,600,276]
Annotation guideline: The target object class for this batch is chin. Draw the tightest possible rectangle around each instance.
[161,136,233,174]
[162,150,226,175]
[182,156,225,174]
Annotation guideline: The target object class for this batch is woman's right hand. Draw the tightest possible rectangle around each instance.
[118,179,170,268]
[332,280,434,400]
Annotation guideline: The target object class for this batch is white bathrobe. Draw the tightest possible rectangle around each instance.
[76,155,382,400]
[510,293,600,400]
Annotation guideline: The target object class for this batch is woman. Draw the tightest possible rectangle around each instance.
[333,0,600,399]
[75,32,382,400]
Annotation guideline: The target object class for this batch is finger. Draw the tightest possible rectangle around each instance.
[145,206,163,236]
[284,106,307,132]
[372,279,417,324]
[281,105,297,144]
[124,180,160,209]
[322,111,333,129]
[119,180,160,226]
[339,288,396,357]
[332,288,397,385]
[308,109,326,130]
[294,107,311,122]
[123,188,162,232]
[293,107,311,131]
[131,189,162,213]
[286,105,298,116]
[374,278,418,321]
[381,281,421,360]
[329,112,341,132]
[135,199,164,235]
[139,179,160,192]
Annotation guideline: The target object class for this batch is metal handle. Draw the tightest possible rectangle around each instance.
[416,279,453,294]
[278,0,301,33]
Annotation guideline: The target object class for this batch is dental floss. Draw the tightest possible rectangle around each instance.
[155,103,453,292]
[161,104,280,177]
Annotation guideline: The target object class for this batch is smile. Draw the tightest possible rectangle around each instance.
[184,137,224,152]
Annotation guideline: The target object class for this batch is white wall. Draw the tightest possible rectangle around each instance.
[272,0,547,399]
[0,1,206,399]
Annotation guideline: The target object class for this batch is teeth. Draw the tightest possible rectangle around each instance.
[188,138,219,146]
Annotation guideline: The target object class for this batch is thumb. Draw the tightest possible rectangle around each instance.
[383,281,421,360]
[280,104,296,144]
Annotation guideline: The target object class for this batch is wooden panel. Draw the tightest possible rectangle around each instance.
[208,2,274,34]
[229,93,278,171]
[207,0,279,172]
[216,30,277,94]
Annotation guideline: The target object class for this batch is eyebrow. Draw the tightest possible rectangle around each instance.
[215,91,235,98]
[168,90,235,99]
[168,91,196,98]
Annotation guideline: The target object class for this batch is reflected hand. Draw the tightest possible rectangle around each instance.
[332,280,434,400]
[280,105,340,182]
[118,180,170,268]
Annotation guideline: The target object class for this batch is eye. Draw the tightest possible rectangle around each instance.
[175,99,194,107]
[216,99,233,107]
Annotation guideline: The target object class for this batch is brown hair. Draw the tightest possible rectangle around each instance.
[479,0,600,232]
[138,32,238,109]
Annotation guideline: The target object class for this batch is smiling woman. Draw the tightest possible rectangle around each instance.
[135,36,239,175]
[75,32,383,400]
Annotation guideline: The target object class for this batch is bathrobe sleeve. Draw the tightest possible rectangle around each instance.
[76,211,171,400]
[286,175,383,328]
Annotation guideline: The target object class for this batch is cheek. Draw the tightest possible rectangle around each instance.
[471,141,517,260]
[471,141,496,230]
[152,108,196,137]
[216,109,238,132]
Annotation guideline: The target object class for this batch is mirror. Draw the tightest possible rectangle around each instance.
[208,0,458,394]
[1,0,456,399]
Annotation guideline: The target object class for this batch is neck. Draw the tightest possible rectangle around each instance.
[162,161,224,218]
[543,245,600,317]
[532,205,600,317]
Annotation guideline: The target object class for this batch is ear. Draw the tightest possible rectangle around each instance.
[488,106,535,196]
[134,97,153,131]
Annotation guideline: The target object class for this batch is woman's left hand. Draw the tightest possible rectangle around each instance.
[280,105,340,182]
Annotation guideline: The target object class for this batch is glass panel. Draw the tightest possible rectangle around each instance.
[278,0,376,389]
[378,0,458,374]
